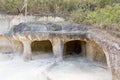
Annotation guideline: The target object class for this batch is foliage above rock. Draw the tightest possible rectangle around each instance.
[0,0,120,28]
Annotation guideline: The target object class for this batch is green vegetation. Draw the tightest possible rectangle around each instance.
[86,4,120,25]
[0,0,23,14]
[0,0,120,28]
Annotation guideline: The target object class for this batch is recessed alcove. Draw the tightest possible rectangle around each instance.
[63,40,86,57]
[31,40,53,58]
[63,40,107,64]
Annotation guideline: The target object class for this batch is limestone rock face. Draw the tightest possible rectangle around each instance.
[0,35,23,54]
[0,22,120,80]
[86,30,120,80]
[10,22,85,34]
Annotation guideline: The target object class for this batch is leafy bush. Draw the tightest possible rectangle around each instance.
[85,4,120,25]
[71,3,120,27]
[27,0,79,15]
[0,0,120,28]
[0,0,23,14]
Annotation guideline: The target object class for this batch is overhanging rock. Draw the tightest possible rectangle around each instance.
[1,22,120,80]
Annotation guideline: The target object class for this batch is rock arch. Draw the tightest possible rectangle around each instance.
[63,39,107,64]
[8,22,119,80]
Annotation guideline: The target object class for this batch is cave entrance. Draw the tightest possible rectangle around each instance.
[63,40,107,64]
[63,40,86,57]
[31,40,53,59]
[58,40,111,80]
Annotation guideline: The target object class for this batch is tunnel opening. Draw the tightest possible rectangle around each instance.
[63,40,107,65]
[63,40,86,57]
[31,40,53,59]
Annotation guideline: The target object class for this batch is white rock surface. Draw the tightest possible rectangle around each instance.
[0,53,111,80]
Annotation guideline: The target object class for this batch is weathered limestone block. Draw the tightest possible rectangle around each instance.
[52,38,63,61]
[81,42,86,56]
[86,43,95,61]
[110,53,120,80]
[22,40,32,60]
[104,47,120,80]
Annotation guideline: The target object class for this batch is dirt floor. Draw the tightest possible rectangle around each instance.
[0,53,112,80]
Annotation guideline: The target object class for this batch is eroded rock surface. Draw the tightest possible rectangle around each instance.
[0,22,119,80]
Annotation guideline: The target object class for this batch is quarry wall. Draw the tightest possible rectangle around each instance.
[0,15,119,80]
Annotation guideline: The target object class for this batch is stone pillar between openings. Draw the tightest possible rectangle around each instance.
[52,38,63,61]
[81,42,86,56]
[22,41,32,60]
[108,53,120,80]
[86,43,95,61]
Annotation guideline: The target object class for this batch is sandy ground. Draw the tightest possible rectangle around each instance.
[0,53,112,80]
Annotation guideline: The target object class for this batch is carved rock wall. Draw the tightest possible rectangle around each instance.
[0,22,119,80]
